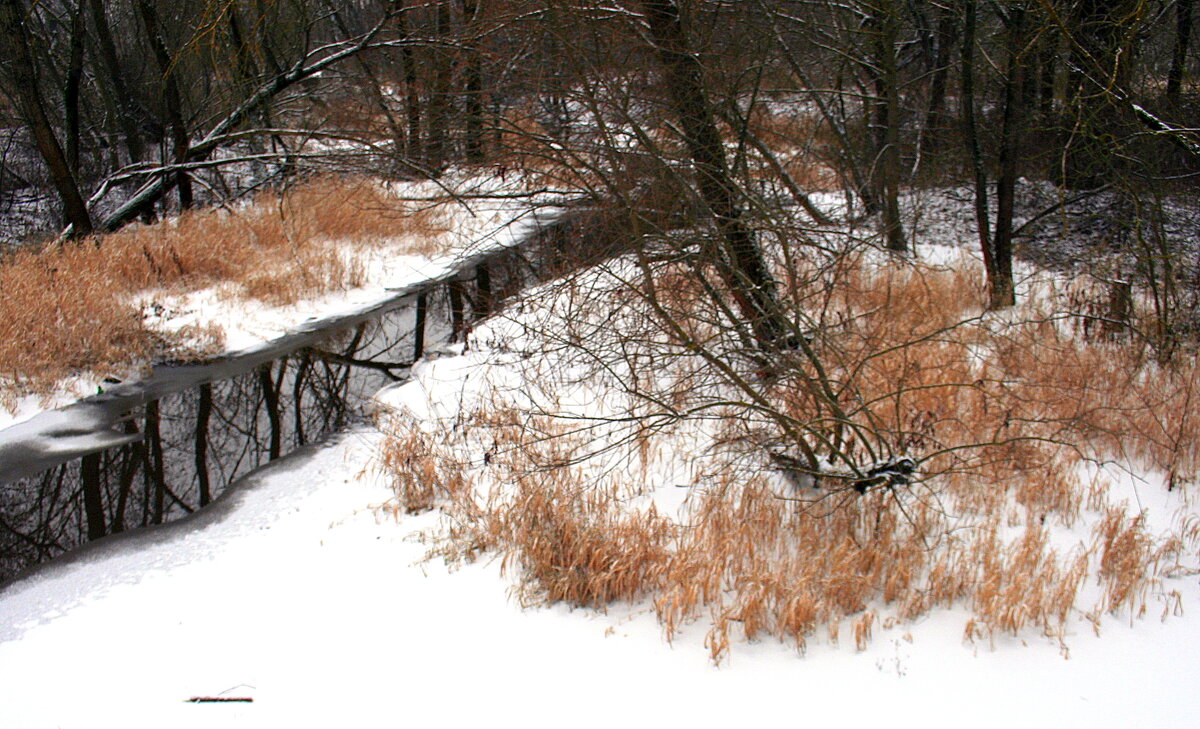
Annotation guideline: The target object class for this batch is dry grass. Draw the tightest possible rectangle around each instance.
[377,426,473,516]
[377,252,1200,663]
[816,259,1200,485]
[102,177,448,298]
[490,475,675,608]
[0,176,451,404]
[382,406,1186,663]
[0,244,160,399]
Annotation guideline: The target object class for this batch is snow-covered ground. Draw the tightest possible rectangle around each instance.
[2,423,1198,728]
[3,182,1200,728]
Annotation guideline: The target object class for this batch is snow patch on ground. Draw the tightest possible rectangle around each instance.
[0,376,107,432]
[138,251,447,355]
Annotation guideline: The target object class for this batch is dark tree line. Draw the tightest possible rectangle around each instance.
[0,0,490,236]
[0,0,1197,317]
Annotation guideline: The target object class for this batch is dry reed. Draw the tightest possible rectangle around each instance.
[376,252,1200,664]
[0,176,451,405]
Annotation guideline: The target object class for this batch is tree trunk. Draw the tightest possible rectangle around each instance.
[961,0,995,302]
[426,1,453,172]
[88,0,146,165]
[111,422,141,534]
[639,0,789,347]
[195,383,212,507]
[923,3,957,142]
[391,0,423,163]
[991,3,1027,308]
[413,292,428,360]
[81,453,106,541]
[259,363,282,461]
[474,263,493,318]
[227,6,257,84]
[869,0,906,253]
[448,280,467,343]
[137,0,193,209]
[1035,26,1058,117]
[462,0,486,163]
[293,353,310,447]
[145,400,166,525]
[64,0,87,174]
[1168,0,1194,104]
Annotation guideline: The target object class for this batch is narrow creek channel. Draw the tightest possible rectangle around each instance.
[0,211,592,582]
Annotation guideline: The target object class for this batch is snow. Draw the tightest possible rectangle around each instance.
[2,423,1199,728]
[4,178,1200,727]
[0,377,106,433]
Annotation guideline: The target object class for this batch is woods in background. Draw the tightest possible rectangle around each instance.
[0,0,1196,324]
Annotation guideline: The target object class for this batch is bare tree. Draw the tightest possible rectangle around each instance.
[0,0,93,235]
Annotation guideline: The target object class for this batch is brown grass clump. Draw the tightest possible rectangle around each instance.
[102,176,448,298]
[1092,507,1170,617]
[0,176,451,404]
[377,253,1200,664]
[965,524,1089,641]
[0,245,160,400]
[656,481,936,657]
[387,413,678,608]
[377,424,473,516]
[383,407,1178,663]
[489,475,675,608]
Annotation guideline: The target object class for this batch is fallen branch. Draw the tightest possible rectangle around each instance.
[90,13,404,234]
[1012,183,1114,238]
[186,697,253,703]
